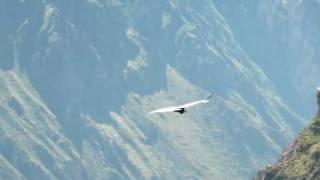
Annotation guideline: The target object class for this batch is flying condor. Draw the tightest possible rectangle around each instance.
[149,94,212,115]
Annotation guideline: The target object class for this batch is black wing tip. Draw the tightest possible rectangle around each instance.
[207,93,213,99]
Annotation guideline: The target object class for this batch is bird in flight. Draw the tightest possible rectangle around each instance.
[149,94,212,115]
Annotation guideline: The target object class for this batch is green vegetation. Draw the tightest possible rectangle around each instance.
[40,4,56,33]
[161,12,171,29]
[257,112,320,179]
[125,27,148,75]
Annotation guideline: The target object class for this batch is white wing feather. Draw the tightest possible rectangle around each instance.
[149,106,178,114]
[176,100,209,109]
[149,98,210,114]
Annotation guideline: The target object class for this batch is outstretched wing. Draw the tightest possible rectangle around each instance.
[149,94,212,114]
[149,106,179,114]
[176,99,209,109]
[176,94,212,108]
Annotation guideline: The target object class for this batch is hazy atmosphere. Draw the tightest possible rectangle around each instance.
[0,0,320,179]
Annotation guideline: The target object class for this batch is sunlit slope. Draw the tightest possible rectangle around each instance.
[113,65,304,179]
[0,0,311,179]
[0,70,87,179]
[0,65,305,179]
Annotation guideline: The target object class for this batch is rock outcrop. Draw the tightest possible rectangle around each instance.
[256,90,320,180]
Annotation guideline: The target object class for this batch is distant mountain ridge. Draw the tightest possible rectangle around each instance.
[0,0,319,179]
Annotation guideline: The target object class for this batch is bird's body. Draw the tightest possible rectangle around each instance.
[174,108,186,114]
[149,94,212,115]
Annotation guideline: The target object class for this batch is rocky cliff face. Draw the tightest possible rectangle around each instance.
[0,0,319,179]
[256,91,320,179]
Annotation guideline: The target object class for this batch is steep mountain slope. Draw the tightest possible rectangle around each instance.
[256,91,320,180]
[0,0,314,179]
[0,70,87,180]
[214,0,320,118]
